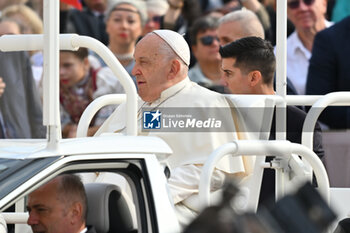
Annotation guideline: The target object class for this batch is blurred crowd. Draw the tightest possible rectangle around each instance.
[0,0,348,138]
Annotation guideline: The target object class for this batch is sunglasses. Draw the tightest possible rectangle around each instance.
[199,35,219,46]
[146,16,162,24]
[287,0,315,9]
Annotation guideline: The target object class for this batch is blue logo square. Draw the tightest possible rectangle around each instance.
[143,110,161,129]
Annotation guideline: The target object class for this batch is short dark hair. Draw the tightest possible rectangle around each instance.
[61,47,89,61]
[219,36,276,85]
[190,15,219,45]
[57,174,88,222]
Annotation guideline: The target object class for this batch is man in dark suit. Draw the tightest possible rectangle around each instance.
[306,16,350,129]
[60,0,109,45]
[27,174,96,233]
[219,36,324,204]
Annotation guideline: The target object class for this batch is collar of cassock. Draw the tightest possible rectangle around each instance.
[143,77,190,107]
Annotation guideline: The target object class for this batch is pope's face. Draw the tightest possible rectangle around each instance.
[132,34,173,102]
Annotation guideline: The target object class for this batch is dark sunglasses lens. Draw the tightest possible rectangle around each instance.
[304,0,315,6]
[287,1,299,9]
[200,36,214,45]
[152,16,162,22]
[288,0,315,9]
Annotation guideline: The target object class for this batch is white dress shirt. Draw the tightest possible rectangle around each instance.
[286,20,333,95]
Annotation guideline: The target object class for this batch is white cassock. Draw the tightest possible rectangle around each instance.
[96,77,253,225]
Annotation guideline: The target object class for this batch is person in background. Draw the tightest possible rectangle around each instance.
[217,9,299,95]
[27,174,96,233]
[0,44,45,137]
[59,48,101,138]
[217,9,264,45]
[92,0,147,125]
[189,15,227,93]
[0,17,21,35]
[1,4,44,87]
[286,0,331,95]
[0,0,27,11]
[219,36,324,204]
[143,0,169,36]
[306,16,350,129]
[1,4,42,35]
[60,0,109,45]
[260,0,295,45]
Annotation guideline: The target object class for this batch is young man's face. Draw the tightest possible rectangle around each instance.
[221,57,251,94]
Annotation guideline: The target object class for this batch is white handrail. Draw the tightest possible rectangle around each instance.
[76,94,126,137]
[302,92,350,170]
[70,35,137,136]
[0,34,138,136]
[2,213,28,224]
[199,140,330,210]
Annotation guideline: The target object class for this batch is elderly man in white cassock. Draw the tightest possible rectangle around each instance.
[95,29,253,226]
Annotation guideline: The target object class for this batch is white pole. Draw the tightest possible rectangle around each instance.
[42,0,61,149]
[275,0,288,200]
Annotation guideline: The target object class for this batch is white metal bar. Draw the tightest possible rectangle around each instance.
[286,95,322,106]
[275,0,287,137]
[76,94,126,137]
[2,213,28,224]
[0,34,43,51]
[302,92,350,176]
[275,0,287,98]
[275,0,288,199]
[42,0,61,150]
[199,140,330,211]
[0,33,138,137]
[70,35,137,136]
[199,143,238,208]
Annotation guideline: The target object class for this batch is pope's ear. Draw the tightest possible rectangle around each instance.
[248,70,262,87]
[168,59,181,80]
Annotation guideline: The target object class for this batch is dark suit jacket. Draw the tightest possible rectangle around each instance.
[306,16,350,129]
[60,8,109,46]
[86,226,97,233]
[259,105,324,204]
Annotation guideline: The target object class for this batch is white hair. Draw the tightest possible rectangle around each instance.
[219,9,265,39]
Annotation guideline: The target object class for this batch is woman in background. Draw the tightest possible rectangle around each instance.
[93,0,147,125]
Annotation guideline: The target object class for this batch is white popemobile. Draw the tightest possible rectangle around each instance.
[0,1,349,233]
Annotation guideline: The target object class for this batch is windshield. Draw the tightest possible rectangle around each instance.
[0,156,60,200]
